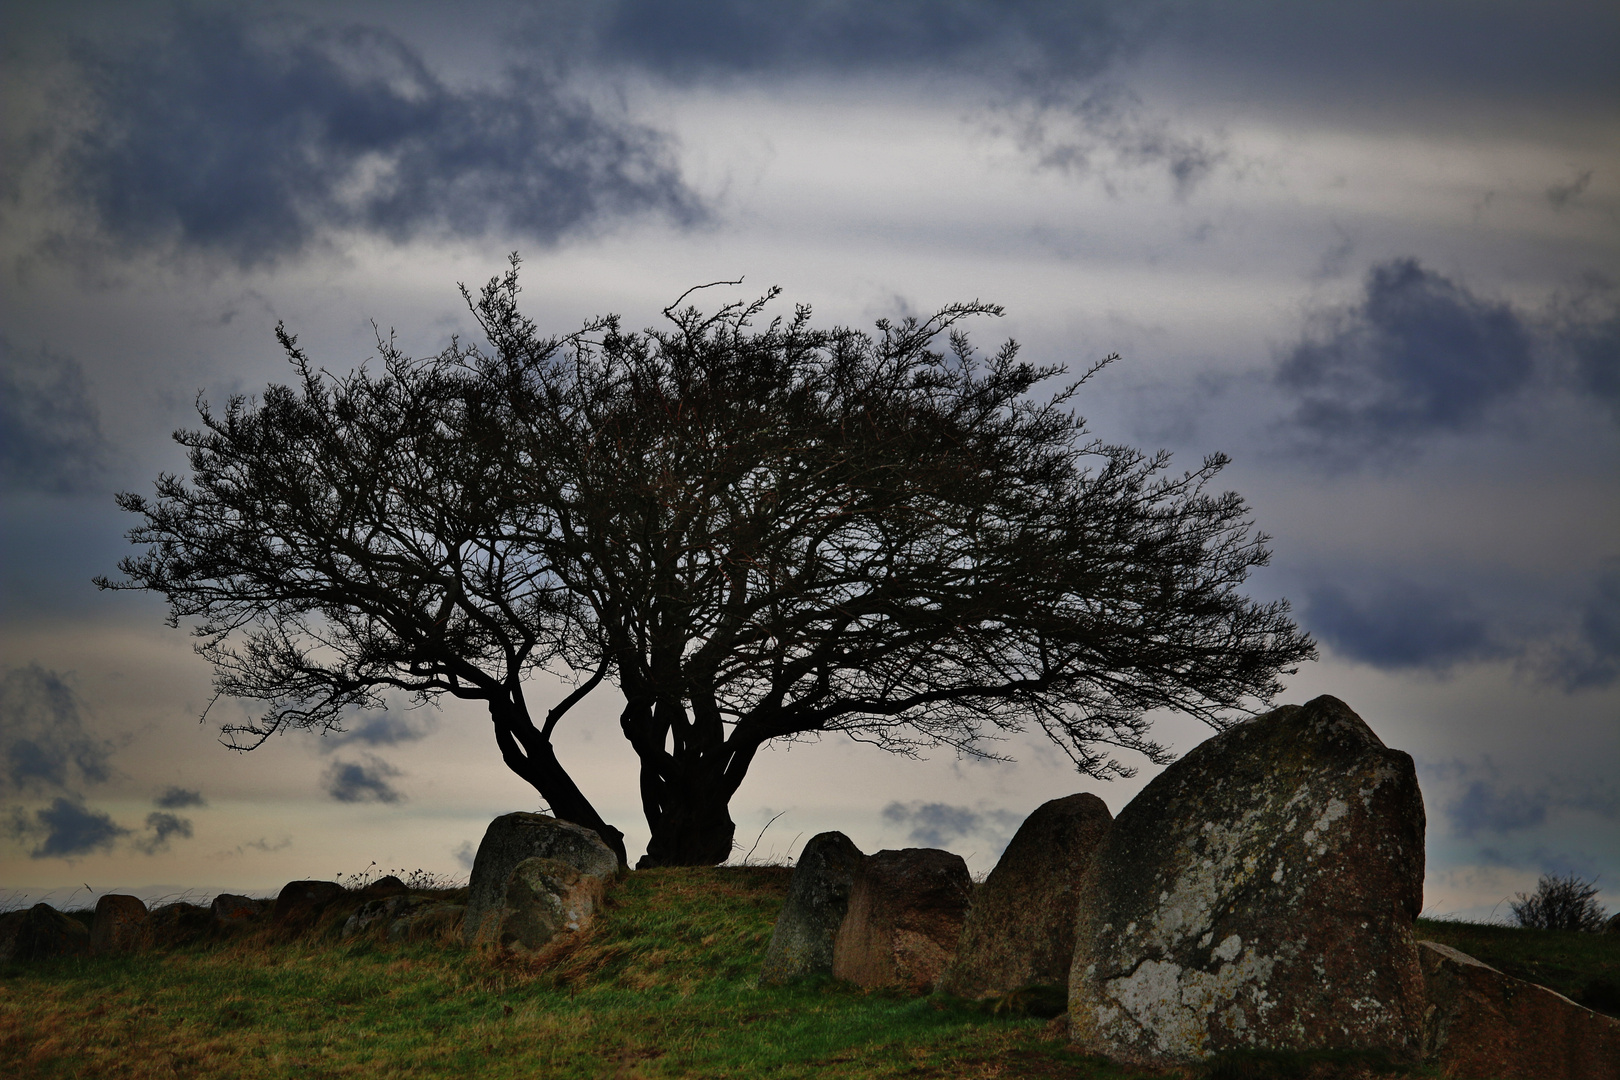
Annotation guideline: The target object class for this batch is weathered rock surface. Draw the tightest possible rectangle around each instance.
[760,831,865,986]
[938,793,1113,1000]
[472,857,606,951]
[1069,695,1426,1065]
[211,893,265,928]
[150,901,213,947]
[343,894,430,939]
[0,903,90,962]
[1420,941,1620,1080]
[832,847,973,993]
[271,880,347,929]
[462,813,621,946]
[90,894,152,954]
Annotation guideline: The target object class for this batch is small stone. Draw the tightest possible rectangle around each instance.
[149,902,213,948]
[0,904,90,962]
[462,813,621,946]
[832,847,973,994]
[760,831,865,986]
[481,857,605,951]
[271,880,347,930]
[359,875,408,899]
[210,893,265,928]
[1420,940,1620,1079]
[90,894,152,955]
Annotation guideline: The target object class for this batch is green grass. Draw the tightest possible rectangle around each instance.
[1,867,1132,1080]
[3,872,1609,1079]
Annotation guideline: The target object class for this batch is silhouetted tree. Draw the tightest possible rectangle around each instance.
[101,258,1315,867]
[1510,873,1609,932]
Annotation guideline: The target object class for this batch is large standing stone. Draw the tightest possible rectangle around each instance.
[1420,941,1620,1080]
[1069,695,1426,1065]
[462,812,622,945]
[937,793,1113,1000]
[760,831,865,985]
[271,881,348,931]
[0,904,90,962]
[90,894,152,955]
[832,847,973,994]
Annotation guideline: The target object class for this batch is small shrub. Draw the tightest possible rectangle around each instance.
[1510,873,1609,932]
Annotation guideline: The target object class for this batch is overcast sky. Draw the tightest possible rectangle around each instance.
[2,0,1615,920]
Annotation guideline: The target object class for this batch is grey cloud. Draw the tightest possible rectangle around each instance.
[1545,275,1620,421]
[1303,580,1506,671]
[133,811,194,854]
[453,840,476,871]
[587,1,1153,83]
[1546,169,1594,210]
[1537,562,1620,691]
[321,712,436,751]
[1277,258,1534,463]
[0,337,109,494]
[881,800,1022,852]
[1446,772,1617,839]
[322,754,404,804]
[153,786,205,809]
[1304,564,1620,689]
[0,663,113,795]
[7,796,128,859]
[44,10,702,267]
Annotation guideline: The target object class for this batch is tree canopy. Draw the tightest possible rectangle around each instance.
[101,259,1316,867]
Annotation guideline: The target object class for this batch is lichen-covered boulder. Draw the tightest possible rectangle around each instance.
[760,831,865,985]
[462,812,621,945]
[271,880,347,930]
[1420,941,1620,1080]
[0,903,90,962]
[472,857,606,951]
[342,895,430,938]
[832,847,973,993]
[90,894,152,954]
[938,793,1113,1000]
[1069,695,1426,1065]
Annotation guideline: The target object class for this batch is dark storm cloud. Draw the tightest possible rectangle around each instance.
[1539,563,1620,691]
[881,801,1021,852]
[1305,565,1620,689]
[1303,580,1505,671]
[153,786,205,809]
[323,754,404,803]
[1276,259,1534,461]
[1546,169,1595,211]
[48,9,702,266]
[6,796,128,859]
[1545,275,1620,422]
[0,337,109,495]
[587,1,1153,83]
[321,712,436,750]
[0,664,114,795]
[1439,761,1617,839]
[134,811,194,854]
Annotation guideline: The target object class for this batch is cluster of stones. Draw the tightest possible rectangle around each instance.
[0,875,469,963]
[760,695,1620,1080]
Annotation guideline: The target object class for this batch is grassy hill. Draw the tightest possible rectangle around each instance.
[2,867,1615,1079]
